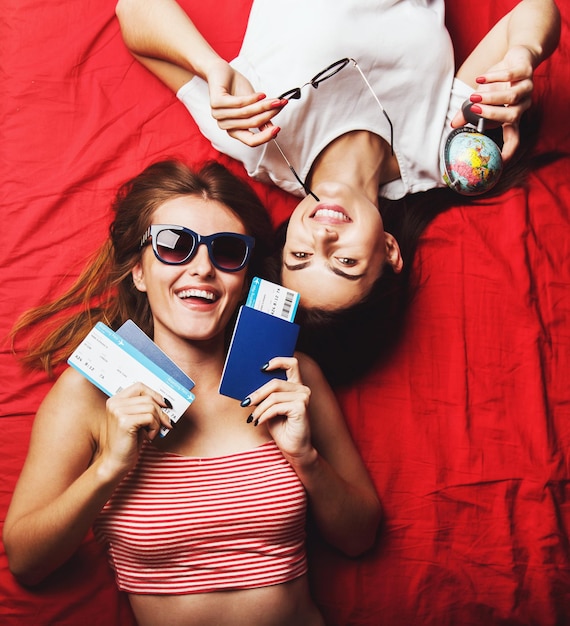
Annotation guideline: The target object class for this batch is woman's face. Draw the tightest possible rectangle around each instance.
[132,195,248,348]
[281,182,402,309]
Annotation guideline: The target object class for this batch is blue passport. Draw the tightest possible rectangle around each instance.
[219,306,300,401]
[116,320,195,392]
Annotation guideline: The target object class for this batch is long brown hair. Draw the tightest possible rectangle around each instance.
[12,160,274,374]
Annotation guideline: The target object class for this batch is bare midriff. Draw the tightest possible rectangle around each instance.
[128,574,324,626]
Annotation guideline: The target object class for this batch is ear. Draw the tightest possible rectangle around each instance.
[385,232,403,274]
[131,262,148,292]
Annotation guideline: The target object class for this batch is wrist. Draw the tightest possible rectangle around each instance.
[510,42,542,69]
[92,454,130,489]
[199,56,230,83]
[283,446,320,474]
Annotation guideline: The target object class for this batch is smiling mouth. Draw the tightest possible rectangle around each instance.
[177,288,217,302]
[310,206,351,223]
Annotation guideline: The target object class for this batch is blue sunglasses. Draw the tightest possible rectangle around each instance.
[140,224,255,272]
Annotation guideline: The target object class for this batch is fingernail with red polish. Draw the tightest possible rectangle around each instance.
[256,93,267,101]
[470,104,483,114]
[270,99,287,108]
[469,93,483,103]
[271,126,281,138]
[476,76,486,84]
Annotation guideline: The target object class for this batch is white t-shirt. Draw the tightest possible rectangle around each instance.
[178,0,471,200]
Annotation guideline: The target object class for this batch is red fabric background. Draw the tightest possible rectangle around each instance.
[1,1,569,624]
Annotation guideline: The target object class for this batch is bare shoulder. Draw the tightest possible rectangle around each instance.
[295,352,366,478]
[295,351,346,431]
[59,366,107,395]
[296,351,326,387]
[35,367,108,449]
[41,366,106,412]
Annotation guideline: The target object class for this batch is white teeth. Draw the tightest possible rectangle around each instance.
[178,289,215,301]
[315,208,350,221]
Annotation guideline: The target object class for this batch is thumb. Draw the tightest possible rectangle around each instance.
[500,124,519,162]
[450,110,467,129]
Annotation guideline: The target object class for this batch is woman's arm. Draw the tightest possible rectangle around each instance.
[115,0,220,91]
[452,0,561,160]
[3,369,169,585]
[115,0,285,146]
[248,355,382,557]
[457,0,560,86]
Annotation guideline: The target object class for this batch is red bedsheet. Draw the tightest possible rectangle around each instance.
[1,1,569,624]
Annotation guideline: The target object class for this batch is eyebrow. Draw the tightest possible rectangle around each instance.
[284,261,366,281]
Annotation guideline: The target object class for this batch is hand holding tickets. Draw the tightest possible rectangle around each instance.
[68,278,299,423]
[68,321,195,437]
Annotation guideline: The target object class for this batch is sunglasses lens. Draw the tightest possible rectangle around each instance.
[211,235,248,270]
[278,88,302,100]
[312,59,349,85]
[155,228,195,263]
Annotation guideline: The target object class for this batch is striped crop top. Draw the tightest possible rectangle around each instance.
[93,440,308,595]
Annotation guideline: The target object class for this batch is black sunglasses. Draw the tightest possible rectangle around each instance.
[140,224,255,272]
[273,58,394,202]
[277,58,352,101]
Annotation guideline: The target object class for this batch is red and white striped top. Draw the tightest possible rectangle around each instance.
[93,440,308,594]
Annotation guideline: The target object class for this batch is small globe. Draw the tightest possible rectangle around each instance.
[442,127,503,196]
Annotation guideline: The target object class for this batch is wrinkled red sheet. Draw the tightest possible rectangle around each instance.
[1,1,569,624]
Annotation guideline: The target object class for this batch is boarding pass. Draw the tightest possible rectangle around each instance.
[246,277,300,322]
[68,322,195,437]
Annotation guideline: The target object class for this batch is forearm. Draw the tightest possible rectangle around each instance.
[287,448,381,557]
[505,0,561,66]
[457,0,560,84]
[115,0,222,80]
[4,458,122,586]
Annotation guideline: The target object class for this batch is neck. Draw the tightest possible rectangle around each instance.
[154,332,227,391]
[308,130,399,202]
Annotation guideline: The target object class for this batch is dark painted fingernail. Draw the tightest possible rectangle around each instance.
[260,362,269,371]
[240,397,251,407]
[163,397,173,409]
[254,418,259,427]
[246,414,254,424]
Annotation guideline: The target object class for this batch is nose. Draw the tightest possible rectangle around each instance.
[186,243,215,277]
[313,226,339,246]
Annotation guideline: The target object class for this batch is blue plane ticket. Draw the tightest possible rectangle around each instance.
[246,277,300,322]
[68,322,195,437]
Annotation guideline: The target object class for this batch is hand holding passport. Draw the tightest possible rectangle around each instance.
[218,278,300,400]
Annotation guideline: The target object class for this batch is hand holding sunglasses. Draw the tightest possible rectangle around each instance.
[140,225,255,272]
